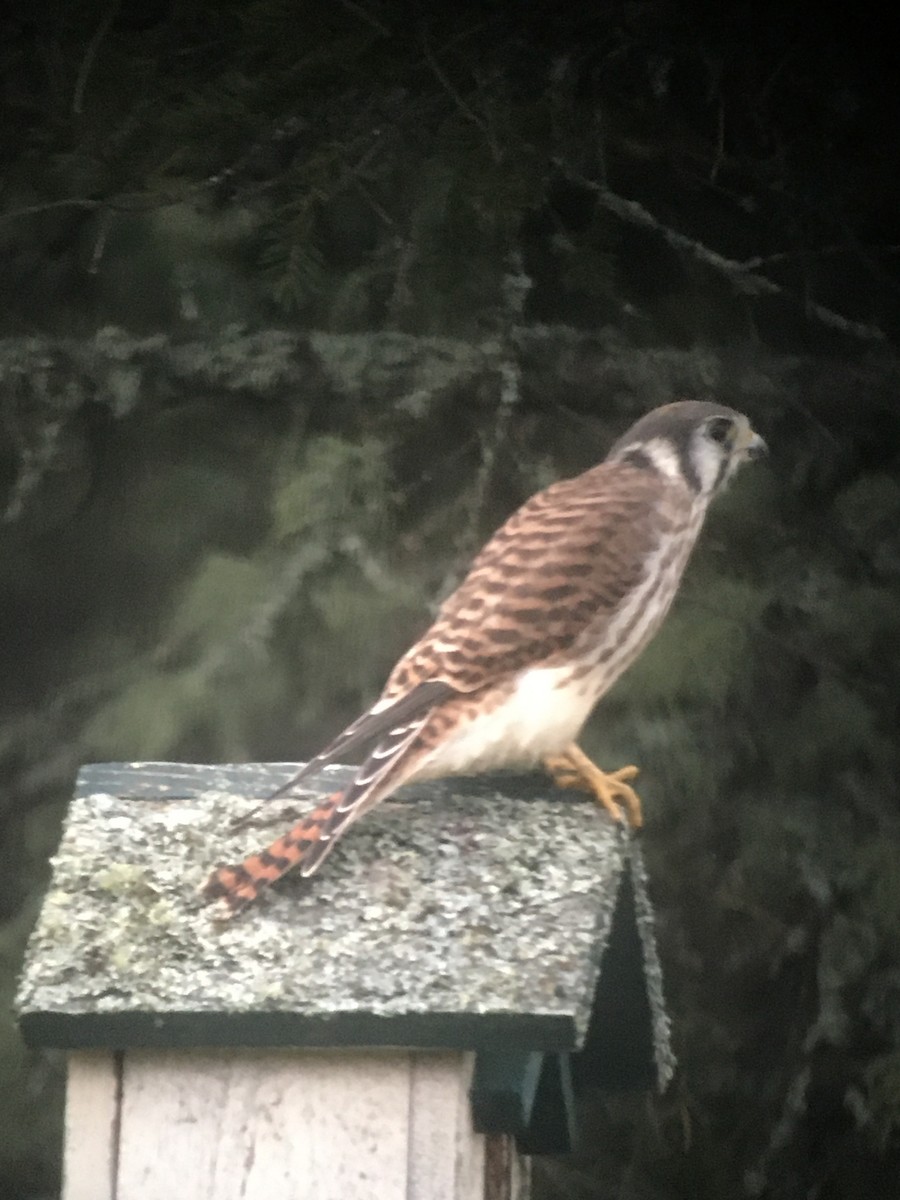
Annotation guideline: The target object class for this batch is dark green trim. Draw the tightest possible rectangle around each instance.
[74,761,332,800]
[19,1008,578,1052]
[470,1051,544,1134]
[74,762,583,803]
[516,1053,577,1156]
[470,1051,577,1154]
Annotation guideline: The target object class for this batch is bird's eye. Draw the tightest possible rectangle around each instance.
[706,416,733,445]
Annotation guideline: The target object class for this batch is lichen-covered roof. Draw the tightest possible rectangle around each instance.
[17,762,671,1076]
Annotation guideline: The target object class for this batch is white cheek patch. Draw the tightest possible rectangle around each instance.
[691,436,725,494]
[638,438,682,481]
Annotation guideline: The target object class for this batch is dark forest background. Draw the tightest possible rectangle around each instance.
[2,2,899,1197]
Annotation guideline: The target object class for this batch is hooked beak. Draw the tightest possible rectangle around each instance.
[737,424,768,461]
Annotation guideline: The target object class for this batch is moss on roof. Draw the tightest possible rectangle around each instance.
[18,762,671,1080]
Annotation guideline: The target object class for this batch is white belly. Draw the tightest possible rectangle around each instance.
[414,666,596,779]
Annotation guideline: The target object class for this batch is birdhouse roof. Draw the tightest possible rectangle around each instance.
[17,761,673,1090]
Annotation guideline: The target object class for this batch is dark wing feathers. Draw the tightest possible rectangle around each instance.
[270,678,455,799]
[333,714,432,816]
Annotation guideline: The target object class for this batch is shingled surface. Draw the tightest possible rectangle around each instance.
[17,762,673,1082]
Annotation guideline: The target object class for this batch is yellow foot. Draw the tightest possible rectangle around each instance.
[543,742,643,829]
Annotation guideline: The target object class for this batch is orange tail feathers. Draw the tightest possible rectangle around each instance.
[202,790,343,917]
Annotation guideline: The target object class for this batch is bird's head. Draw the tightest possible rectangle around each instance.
[607,400,767,499]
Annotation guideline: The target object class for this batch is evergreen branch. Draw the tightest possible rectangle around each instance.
[0,198,103,222]
[443,249,531,595]
[556,163,886,343]
[0,191,187,226]
[336,0,391,37]
[72,0,121,115]
[419,23,501,162]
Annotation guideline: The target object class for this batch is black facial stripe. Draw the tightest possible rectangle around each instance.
[620,447,655,471]
[713,454,730,492]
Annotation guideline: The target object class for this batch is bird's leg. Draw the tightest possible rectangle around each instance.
[543,742,643,829]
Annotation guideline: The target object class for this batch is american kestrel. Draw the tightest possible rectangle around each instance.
[204,400,766,915]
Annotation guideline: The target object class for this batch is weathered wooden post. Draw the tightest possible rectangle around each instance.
[17,762,674,1200]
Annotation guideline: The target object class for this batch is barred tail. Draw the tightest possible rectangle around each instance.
[202,789,345,915]
[203,709,435,917]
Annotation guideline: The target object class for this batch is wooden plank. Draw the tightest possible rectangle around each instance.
[63,1051,119,1200]
[116,1049,413,1200]
[483,1134,531,1200]
[407,1052,485,1200]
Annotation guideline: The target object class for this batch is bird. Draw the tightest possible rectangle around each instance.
[203,400,766,916]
